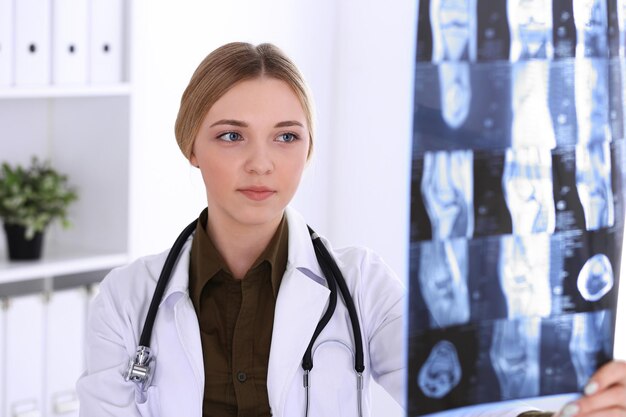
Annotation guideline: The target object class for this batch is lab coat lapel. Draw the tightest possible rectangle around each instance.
[173,295,204,403]
[153,237,205,402]
[267,266,330,412]
[267,207,331,411]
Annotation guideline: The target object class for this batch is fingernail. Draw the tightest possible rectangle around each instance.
[560,402,580,417]
[584,380,599,395]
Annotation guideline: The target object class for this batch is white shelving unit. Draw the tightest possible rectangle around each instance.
[0,85,132,286]
[0,244,127,285]
[0,84,132,100]
[0,1,132,414]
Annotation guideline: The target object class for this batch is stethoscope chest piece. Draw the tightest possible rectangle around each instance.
[124,345,155,392]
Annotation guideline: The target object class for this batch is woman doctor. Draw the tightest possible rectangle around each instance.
[77,42,405,417]
[77,42,626,417]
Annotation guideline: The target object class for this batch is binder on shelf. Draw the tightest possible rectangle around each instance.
[46,288,84,417]
[51,0,88,85]
[14,0,51,86]
[0,0,14,87]
[0,300,6,417]
[5,294,44,417]
[89,0,124,84]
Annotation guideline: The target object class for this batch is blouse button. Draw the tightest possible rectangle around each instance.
[237,371,247,383]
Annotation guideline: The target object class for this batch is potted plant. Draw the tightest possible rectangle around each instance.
[0,157,78,260]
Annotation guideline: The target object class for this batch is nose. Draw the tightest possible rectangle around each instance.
[244,141,274,175]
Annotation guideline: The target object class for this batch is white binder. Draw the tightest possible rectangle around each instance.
[5,294,44,417]
[0,300,6,417]
[89,0,123,83]
[0,0,14,86]
[51,0,88,85]
[14,0,51,86]
[46,288,85,417]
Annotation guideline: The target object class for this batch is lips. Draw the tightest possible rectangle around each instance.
[238,186,276,201]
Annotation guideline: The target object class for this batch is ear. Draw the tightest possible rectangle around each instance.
[190,153,199,168]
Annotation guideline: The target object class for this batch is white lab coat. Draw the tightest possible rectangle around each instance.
[77,208,534,417]
[77,207,405,417]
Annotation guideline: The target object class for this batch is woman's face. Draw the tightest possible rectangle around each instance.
[191,77,310,231]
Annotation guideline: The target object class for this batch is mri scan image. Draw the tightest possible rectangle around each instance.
[577,253,614,302]
[421,150,474,239]
[490,318,541,399]
[502,147,556,234]
[430,0,475,62]
[439,62,472,129]
[552,1,577,58]
[569,311,610,390]
[575,59,610,145]
[418,239,470,327]
[418,340,462,399]
[620,0,626,57]
[508,0,553,61]
[499,235,552,318]
[408,2,625,414]
[511,61,556,148]
[576,141,615,230]
[573,0,608,57]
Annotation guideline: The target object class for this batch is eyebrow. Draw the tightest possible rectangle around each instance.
[274,120,305,128]
[209,119,305,129]
[210,119,248,128]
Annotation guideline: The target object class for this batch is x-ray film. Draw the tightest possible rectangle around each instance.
[409,227,621,332]
[421,150,474,239]
[413,60,622,152]
[408,311,614,415]
[609,59,625,142]
[573,0,608,58]
[476,0,510,61]
[410,2,625,415]
[411,142,621,240]
[553,1,578,58]
[508,0,554,61]
[413,62,513,152]
[502,147,555,234]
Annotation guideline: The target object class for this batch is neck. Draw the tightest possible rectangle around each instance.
[206,211,283,280]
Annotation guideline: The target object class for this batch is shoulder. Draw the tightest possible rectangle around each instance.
[320,238,406,324]
[283,206,404,296]
[325,238,403,288]
[98,249,169,307]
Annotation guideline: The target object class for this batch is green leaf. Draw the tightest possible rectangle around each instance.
[0,157,78,233]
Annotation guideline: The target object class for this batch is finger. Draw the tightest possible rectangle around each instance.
[575,384,626,417]
[585,361,626,395]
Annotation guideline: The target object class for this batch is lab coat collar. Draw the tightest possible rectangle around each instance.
[284,206,324,279]
[154,207,326,303]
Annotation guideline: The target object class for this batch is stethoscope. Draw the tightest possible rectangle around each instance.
[124,218,365,417]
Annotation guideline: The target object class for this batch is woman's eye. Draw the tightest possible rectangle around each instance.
[277,133,298,143]
[217,132,242,142]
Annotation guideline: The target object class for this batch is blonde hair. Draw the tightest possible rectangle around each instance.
[175,42,314,160]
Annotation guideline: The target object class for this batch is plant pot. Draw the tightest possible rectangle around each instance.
[3,223,44,261]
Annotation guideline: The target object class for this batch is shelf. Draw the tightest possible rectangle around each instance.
[0,83,132,99]
[0,244,129,284]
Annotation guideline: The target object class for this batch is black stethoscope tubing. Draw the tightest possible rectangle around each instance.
[130,217,365,412]
[139,219,197,348]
